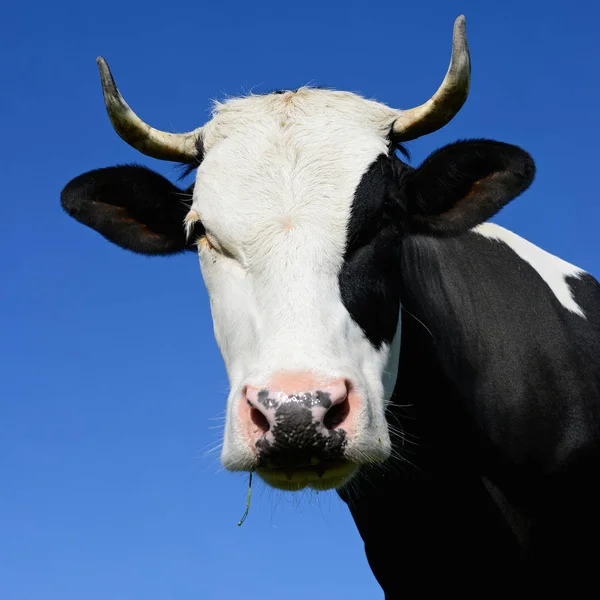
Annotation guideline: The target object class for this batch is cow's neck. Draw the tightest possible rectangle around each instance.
[397,231,486,396]
[392,228,599,483]
[387,229,519,480]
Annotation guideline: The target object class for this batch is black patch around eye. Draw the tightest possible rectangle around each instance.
[339,153,408,348]
[344,154,408,257]
[344,156,391,257]
[339,230,402,348]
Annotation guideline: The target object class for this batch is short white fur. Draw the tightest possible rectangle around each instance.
[190,89,401,475]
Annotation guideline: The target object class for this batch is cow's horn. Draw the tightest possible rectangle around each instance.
[392,15,471,141]
[96,57,202,162]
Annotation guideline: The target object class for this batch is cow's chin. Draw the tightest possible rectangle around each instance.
[256,461,358,491]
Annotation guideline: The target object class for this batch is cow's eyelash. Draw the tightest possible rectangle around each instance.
[184,210,205,241]
[202,231,237,261]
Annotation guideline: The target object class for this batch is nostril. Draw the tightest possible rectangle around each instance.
[250,405,270,434]
[323,397,350,430]
[244,386,272,435]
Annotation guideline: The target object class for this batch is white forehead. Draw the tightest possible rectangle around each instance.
[192,89,398,256]
[202,88,398,149]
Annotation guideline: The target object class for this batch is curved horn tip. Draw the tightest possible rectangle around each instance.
[452,15,468,49]
[96,56,110,77]
[95,57,117,93]
[90,55,203,163]
[391,14,471,142]
[451,14,470,67]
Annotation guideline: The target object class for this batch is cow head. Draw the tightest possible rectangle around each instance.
[61,17,534,491]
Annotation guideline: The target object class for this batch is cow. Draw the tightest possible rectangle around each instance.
[60,16,600,597]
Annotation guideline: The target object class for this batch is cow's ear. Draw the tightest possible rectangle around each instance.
[398,139,535,236]
[61,165,199,255]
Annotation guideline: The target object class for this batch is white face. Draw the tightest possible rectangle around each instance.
[187,89,403,490]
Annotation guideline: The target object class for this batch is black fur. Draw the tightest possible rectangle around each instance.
[60,164,201,255]
[400,139,535,236]
[339,154,405,348]
[338,231,600,594]
[334,140,600,594]
[339,139,534,350]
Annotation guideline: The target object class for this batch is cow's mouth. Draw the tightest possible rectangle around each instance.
[256,460,357,491]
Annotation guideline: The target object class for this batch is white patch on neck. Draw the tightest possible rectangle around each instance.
[474,222,586,318]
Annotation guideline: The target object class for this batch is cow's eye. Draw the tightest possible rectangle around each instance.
[204,232,236,260]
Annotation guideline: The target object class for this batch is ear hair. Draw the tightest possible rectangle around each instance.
[399,139,535,236]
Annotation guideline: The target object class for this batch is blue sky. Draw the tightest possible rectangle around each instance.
[1,1,599,598]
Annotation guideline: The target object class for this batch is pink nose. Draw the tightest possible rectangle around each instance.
[240,374,352,451]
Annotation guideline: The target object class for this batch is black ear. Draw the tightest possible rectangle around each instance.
[61,165,199,255]
[399,139,535,236]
